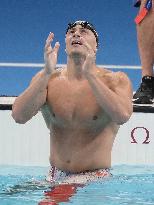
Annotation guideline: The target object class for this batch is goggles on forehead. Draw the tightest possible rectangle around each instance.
[66,20,99,47]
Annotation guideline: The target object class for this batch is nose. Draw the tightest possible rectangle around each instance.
[73,30,81,37]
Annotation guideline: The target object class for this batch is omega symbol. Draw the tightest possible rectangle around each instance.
[131,127,150,144]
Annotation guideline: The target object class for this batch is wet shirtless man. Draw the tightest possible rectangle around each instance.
[12,21,133,184]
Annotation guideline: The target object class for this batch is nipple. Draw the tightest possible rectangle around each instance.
[93,115,98,120]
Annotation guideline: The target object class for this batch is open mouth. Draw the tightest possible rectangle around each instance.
[71,40,83,46]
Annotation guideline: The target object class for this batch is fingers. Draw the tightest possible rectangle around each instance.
[80,37,96,56]
[81,40,96,65]
[44,33,60,56]
[46,42,60,56]
[80,37,92,50]
[53,42,60,54]
[45,32,54,51]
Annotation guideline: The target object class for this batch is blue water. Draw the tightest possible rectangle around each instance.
[0,165,154,205]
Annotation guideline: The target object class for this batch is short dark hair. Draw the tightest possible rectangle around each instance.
[66,20,99,47]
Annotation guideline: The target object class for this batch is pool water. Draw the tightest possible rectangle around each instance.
[0,165,154,205]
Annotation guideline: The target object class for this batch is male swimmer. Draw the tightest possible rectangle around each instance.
[12,20,133,184]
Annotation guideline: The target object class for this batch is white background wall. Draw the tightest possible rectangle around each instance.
[0,110,154,166]
[0,111,50,166]
[112,113,154,165]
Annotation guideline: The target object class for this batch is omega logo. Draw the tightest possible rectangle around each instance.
[131,127,150,144]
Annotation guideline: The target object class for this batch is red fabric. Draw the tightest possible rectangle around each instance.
[38,184,83,205]
[95,170,109,177]
[135,7,148,24]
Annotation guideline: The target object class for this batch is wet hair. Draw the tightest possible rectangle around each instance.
[66,20,99,47]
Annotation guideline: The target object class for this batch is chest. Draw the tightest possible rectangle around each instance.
[47,79,103,122]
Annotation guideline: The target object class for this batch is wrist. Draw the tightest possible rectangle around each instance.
[84,69,97,79]
[42,69,52,79]
[43,66,54,75]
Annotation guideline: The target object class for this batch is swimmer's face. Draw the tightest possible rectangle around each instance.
[65,25,97,57]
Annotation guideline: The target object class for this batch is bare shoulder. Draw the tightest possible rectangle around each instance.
[96,67,112,76]
[30,67,66,84]
[97,67,133,97]
[97,67,131,85]
[49,67,66,81]
[113,71,131,84]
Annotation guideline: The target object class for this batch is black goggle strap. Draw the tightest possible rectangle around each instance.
[66,21,99,46]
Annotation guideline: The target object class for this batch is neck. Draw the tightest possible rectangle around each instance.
[66,54,95,80]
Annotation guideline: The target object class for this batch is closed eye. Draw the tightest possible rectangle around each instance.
[68,29,75,34]
[80,28,88,33]
[68,28,88,35]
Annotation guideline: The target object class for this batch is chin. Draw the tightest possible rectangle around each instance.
[69,49,86,58]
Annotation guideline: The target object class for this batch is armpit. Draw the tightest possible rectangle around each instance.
[41,103,52,129]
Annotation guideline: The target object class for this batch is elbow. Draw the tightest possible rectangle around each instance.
[117,113,131,125]
[12,108,27,124]
[116,107,133,125]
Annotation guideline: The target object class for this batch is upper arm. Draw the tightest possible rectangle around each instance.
[33,71,51,128]
[30,70,44,85]
[108,71,133,123]
[99,69,133,100]
[114,72,133,116]
[30,70,48,103]
[12,70,48,123]
[115,72,133,100]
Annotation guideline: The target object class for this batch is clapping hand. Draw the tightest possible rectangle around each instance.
[44,32,60,75]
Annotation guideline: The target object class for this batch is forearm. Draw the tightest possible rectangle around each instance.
[12,69,51,123]
[86,73,132,124]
